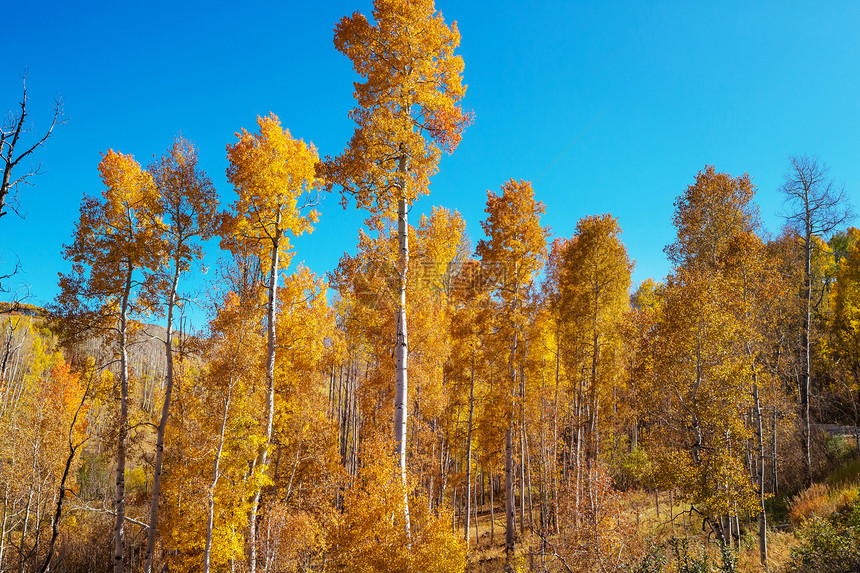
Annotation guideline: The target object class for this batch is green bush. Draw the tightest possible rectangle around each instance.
[785,503,860,573]
[827,457,860,487]
[612,445,651,490]
[627,539,737,573]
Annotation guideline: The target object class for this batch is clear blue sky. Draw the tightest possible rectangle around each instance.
[3,1,859,324]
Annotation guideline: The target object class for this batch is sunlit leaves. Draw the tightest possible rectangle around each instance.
[324,0,471,220]
[223,113,322,267]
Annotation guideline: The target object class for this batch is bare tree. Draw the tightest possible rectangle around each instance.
[1,74,64,220]
[780,154,853,484]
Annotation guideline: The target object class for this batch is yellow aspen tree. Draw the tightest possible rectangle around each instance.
[476,179,548,572]
[221,113,322,573]
[143,135,219,573]
[827,228,860,448]
[265,266,340,570]
[644,166,762,545]
[55,150,158,573]
[323,0,471,528]
[559,214,632,463]
[37,356,90,573]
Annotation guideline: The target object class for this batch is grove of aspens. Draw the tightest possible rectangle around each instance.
[2,1,860,572]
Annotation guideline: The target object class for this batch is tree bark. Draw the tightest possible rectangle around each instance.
[204,385,231,573]
[144,261,181,573]
[394,153,411,535]
[490,470,495,543]
[464,351,475,543]
[114,262,133,573]
[801,229,813,486]
[249,223,281,573]
[753,383,769,570]
[505,427,515,573]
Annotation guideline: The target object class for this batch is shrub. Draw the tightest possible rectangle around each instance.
[788,483,836,525]
[785,504,860,573]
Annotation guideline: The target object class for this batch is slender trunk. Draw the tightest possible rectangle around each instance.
[753,383,769,570]
[205,385,232,573]
[525,428,534,531]
[474,478,479,543]
[249,225,281,573]
[589,330,599,461]
[114,262,133,573]
[801,230,813,486]
[553,350,560,535]
[490,470,495,543]
[519,365,526,537]
[464,352,475,543]
[394,153,411,535]
[38,383,89,573]
[771,408,778,494]
[505,428,515,573]
[144,261,181,573]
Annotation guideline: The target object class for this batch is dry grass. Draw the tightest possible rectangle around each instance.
[788,483,835,525]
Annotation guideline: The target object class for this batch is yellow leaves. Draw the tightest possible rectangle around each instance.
[666,165,759,270]
[476,179,549,302]
[98,149,157,221]
[326,0,471,218]
[328,434,465,573]
[149,135,220,271]
[224,113,322,266]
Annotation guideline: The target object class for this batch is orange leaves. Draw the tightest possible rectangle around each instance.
[44,357,89,438]
[666,165,759,270]
[476,179,549,302]
[149,135,219,271]
[326,0,470,218]
[57,148,160,334]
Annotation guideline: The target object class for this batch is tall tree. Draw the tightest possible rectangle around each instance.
[323,0,471,528]
[640,166,762,544]
[780,155,852,484]
[221,113,321,573]
[55,150,158,573]
[142,136,219,573]
[476,179,548,572]
[827,227,860,448]
[559,214,632,463]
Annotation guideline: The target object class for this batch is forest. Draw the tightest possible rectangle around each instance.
[2,1,860,572]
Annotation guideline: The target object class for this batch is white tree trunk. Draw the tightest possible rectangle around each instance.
[753,383,769,570]
[394,153,411,534]
[249,223,281,573]
[114,263,133,573]
[144,261,181,573]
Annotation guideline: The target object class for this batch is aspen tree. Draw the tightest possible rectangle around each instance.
[143,136,219,573]
[56,150,158,573]
[559,215,632,463]
[476,179,548,573]
[780,155,852,485]
[324,0,470,529]
[222,114,321,573]
[643,166,762,543]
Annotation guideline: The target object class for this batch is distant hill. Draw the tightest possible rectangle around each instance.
[0,301,48,319]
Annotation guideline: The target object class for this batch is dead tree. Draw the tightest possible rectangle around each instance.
[1,74,64,220]
[780,154,853,484]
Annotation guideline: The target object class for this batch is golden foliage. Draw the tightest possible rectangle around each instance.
[223,113,322,266]
[324,0,471,220]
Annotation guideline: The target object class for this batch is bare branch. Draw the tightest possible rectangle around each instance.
[0,73,65,220]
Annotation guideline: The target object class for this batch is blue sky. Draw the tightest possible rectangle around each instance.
[2,1,859,325]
